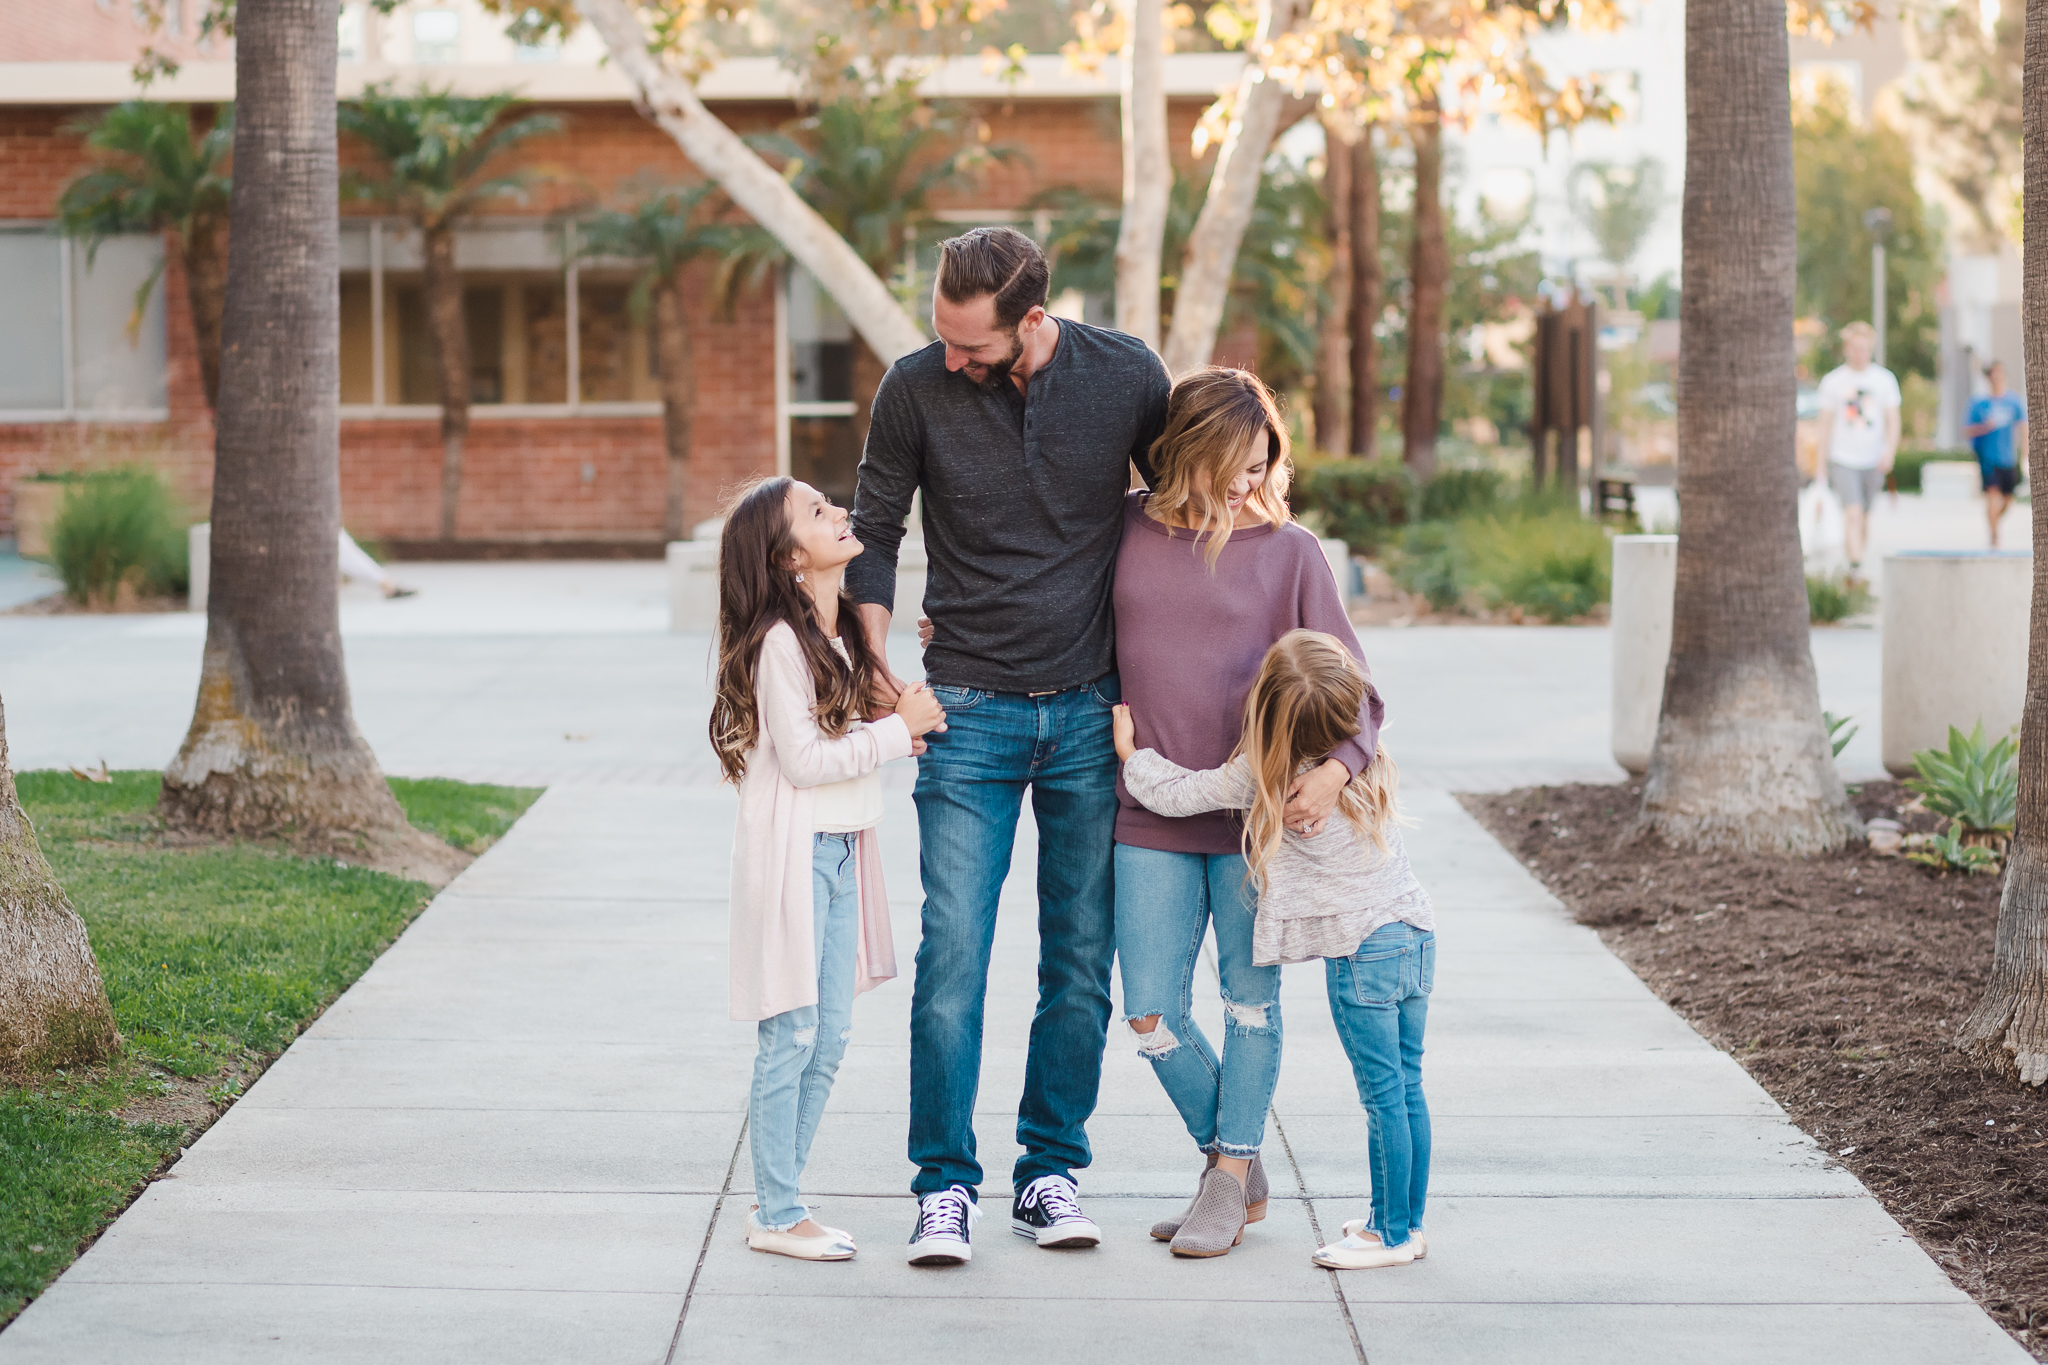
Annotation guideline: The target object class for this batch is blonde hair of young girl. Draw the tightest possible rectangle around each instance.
[1235,629,1402,890]
[1145,367,1294,566]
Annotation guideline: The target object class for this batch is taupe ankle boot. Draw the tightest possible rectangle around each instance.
[1169,1165,1249,1258]
[1151,1153,1265,1241]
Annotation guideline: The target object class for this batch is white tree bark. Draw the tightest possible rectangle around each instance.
[1114,0,1169,348]
[1158,0,1304,377]
[575,0,927,363]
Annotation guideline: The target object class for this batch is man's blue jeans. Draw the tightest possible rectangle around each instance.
[1325,921,1434,1250]
[908,676,1120,1198]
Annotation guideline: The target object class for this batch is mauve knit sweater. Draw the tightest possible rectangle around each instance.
[1112,491,1384,856]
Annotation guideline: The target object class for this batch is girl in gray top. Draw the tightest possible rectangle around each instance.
[1114,629,1437,1271]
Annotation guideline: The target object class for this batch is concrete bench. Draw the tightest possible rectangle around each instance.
[1920,460,1981,500]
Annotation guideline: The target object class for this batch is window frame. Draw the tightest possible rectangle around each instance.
[0,220,168,424]
[339,216,666,420]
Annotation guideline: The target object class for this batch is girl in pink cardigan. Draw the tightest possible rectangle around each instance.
[710,476,947,1261]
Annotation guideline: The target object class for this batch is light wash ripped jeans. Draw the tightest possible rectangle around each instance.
[748,831,860,1231]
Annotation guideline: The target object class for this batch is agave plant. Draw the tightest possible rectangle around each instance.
[1905,722,2018,845]
[1905,829,2003,876]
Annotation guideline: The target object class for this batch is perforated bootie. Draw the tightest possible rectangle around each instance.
[1168,1165,1249,1258]
[1151,1153,1266,1241]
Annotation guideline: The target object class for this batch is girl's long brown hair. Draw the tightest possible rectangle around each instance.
[1235,630,1402,889]
[1145,367,1294,566]
[709,476,884,784]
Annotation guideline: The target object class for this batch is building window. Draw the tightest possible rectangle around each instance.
[337,4,363,61]
[786,264,861,504]
[338,220,659,415]
[0,226,167,419]
[411,8,460,63]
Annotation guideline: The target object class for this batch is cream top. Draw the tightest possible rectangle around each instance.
[811,637,886,833]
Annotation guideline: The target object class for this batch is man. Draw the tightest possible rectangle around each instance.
[1964,359,2028,549]
[846,227,1171,1266]
[1814,320,1901,575]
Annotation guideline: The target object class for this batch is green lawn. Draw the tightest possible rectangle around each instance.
[0,772,540,1325]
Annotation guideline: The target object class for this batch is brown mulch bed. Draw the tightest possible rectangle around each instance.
[1461,781,2048,1358]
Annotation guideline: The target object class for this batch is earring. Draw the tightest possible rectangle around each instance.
[794,572,804,583]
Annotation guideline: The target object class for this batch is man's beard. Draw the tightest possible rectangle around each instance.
[974,329,1026,387]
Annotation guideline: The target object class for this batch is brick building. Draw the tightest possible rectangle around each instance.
[0,1,1242,551]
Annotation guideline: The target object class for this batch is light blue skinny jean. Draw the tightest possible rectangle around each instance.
[1113,845,1282,1158]
[748,831,861,1231]
[1325,921,1434,1250]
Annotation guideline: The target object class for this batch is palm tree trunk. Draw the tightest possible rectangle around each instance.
[653,271,696,542]
[159,0,460,886]
[1635,0,1856,855]
[0,694,119,1073]
[1349,129,1382,457]
[1401,97,1446,482]
[575,0,925,364]
[1115,0,1169,349]
[183,212,228,411]
[1158,0,1308,377]
[1958,0,2048,1086]
[423,222,469,541]
[1313,118,1352,451]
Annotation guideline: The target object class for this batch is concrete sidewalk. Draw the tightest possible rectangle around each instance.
[0,773,2024,1363]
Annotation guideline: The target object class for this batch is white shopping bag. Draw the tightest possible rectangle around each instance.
[1798,478,1846,572]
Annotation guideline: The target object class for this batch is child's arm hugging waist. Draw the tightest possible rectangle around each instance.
[1122,749,1254,818]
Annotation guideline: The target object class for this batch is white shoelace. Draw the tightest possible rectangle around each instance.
[917,1190,971,1240]
[1026,1176,1085,1224]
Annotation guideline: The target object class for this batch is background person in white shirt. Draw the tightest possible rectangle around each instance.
[1814,320,1901,574]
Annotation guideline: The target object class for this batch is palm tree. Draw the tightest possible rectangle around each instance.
[1634,0,1855,854]
[1116,0,1170,349]
[0,693,119,1071]
[160,0,458,884]
[337,86,561,541]
[577,181,733,541]
[1348,129,1384,456]
[1959,0,2048,1087]
[1401,90,1447,481]
[57,101,233,410]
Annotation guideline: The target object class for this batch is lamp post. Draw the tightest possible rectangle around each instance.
[1863,206,1893,367]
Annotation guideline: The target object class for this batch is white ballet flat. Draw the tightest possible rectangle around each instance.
[1313,1219,1424,1269]
[745,1215,856,1261]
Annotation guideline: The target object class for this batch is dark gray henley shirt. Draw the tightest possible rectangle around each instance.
[845,320,1172,693]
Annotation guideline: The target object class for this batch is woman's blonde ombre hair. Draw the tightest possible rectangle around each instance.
[1145,367,1293,565]
[1235,630,1402,891]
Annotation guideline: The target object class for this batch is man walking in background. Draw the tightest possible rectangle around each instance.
[1815,320,1901,576]
[1965,359,2028,549]
[847,227,1172,1267]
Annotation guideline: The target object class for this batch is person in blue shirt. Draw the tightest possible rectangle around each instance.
[1964,360,2028,548]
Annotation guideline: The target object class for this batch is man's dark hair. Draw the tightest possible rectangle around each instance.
[935,226,1049,332]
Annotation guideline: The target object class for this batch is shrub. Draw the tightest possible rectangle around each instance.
[1389,504,1610,622]
[1823,710,1858,758]
[1295,458,1415,556]
[1418,466,1507,522]
[46,469,188,606]
[1905,723,2017,838]
[1807,572,1873,623]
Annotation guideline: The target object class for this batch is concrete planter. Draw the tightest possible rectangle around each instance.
[668,534,929,633]
[1610,534,1678,774]
[1920,461,1980,501]
[11,479,68,559]
[1880,550,2029,775]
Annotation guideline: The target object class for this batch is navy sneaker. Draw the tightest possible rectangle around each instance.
[908,1184,980,1266]
[1011,1174,1102,1249]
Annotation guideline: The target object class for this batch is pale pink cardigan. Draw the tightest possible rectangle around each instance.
[728,621,912,1022]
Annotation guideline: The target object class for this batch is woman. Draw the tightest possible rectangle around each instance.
[1111,367,1383,1258]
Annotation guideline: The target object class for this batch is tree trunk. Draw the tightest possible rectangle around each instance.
[653,270,696,542]
[182,212,228,411]
[0,696,119,1074]
[575,0,925,364]
[1312,117,1353,451]
[1401,97,1446,482]
[1158,0,1307,377]
[1635,0,1857,855]
[158,0,462,887]
[1349,129,1382,456]
[423,222,469,542]
[1958,0,2048,1086]
[1115,0,1169,349]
